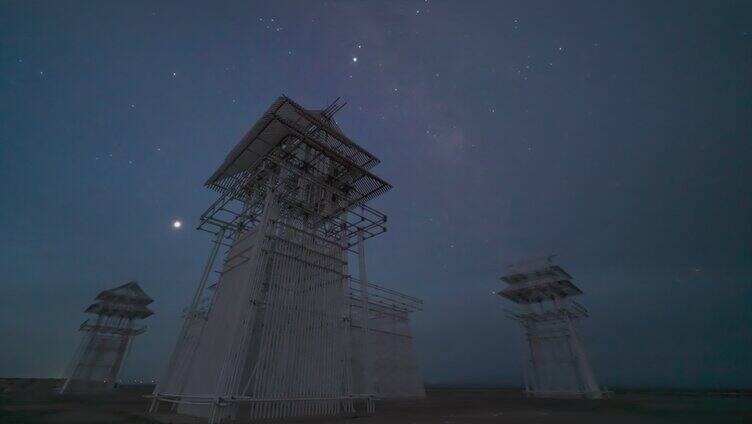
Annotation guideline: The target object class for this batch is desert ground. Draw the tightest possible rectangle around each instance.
[1,379,750,424]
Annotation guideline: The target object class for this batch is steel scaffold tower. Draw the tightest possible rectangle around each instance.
[60,281,153,394]
[152,96,424,422]
[496,257,603,399]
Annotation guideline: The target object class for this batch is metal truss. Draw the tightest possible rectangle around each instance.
[197,96,391,250]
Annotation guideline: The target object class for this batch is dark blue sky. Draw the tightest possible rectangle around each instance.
[1,0,750,389]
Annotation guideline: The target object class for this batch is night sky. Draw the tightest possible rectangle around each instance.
[1,1,751,389]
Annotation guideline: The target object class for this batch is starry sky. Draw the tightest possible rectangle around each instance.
[1,1,751,389]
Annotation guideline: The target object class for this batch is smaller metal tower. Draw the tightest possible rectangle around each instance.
[497,257,603,399]
[60,281,153,394]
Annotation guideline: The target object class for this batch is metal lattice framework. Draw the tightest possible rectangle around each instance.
[348,277,425,398]
[60,282,153,394]
[197,96,391,249]
[496,257,603,399]
[152,96,424,423]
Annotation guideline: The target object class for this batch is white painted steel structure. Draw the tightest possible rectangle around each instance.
[60,282,153,394]
[348,276,424,398]
[497,257,603,399]
[152,97,423,422]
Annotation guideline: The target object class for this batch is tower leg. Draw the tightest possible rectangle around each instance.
[565,319,601,398]
[107,331,134,389]
[517,323,531,395]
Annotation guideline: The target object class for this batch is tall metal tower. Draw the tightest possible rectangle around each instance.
[496,257,602,399]
[152,96,423,422]
[60,281,153,394]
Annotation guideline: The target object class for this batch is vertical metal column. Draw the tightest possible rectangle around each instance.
[565,317,601,398]
[190,228,227,314]
[357,230,372,394]
[154,227,225,397]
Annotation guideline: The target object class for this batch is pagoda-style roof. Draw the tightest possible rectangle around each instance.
[86,281,154,319]
[499,260,583,304]
[196,96,394,246]
[207,97,380,184]
[204,96,391,208]
[499,279,583,304]
[95,281,153,305]
[501,264,572,285]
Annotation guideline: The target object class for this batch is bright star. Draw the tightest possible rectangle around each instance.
[173,220,182,229]
[352,57,358,62]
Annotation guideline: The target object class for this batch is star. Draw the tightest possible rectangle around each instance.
[173,220,182,229]
[352,57,358,63]
[172,72,177,77]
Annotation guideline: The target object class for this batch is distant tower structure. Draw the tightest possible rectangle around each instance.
[60,281,153,394]
[497,257,603,399]
[152,96,423,422]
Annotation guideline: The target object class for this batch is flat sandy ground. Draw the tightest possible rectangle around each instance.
[1,379,750,423]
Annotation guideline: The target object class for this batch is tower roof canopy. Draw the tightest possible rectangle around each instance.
[86,281,154,319]
[501,264,572,285]
[95,281,154,305]
[85,302,154,319]
[204,96,390,205]
[499,259,582,304]
[499,279,583,304]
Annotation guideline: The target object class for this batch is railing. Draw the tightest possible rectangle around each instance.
[79,320,146,336]
[348,277,423,313]
[148,392,375,422]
